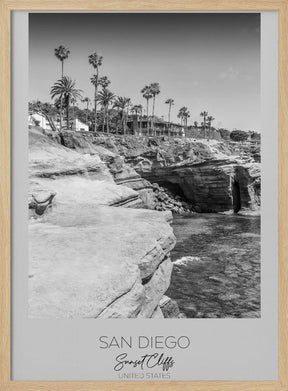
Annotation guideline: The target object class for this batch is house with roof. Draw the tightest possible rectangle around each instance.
[72,118,89,132]
[126,114,184,136]
[28,112,52,130]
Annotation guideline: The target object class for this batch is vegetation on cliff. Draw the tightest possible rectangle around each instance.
[29,43,260,142]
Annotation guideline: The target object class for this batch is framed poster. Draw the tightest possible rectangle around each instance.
[0,1,287,390]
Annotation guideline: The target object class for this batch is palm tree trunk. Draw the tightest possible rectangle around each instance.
[152,96,156,136]
[57,60,64,132]
[125,109,128,134]
[59,96,63,131]
[94,69,98,132]
[168,104,171,137]
[106,107,109,133]
[122,111,125,135]
[102,108,105,132]
[116,107,120,133]
[86,102,89,125]
[66,103,69,130]
[146,99,149,136]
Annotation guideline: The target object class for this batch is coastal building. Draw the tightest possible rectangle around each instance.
[126,114,184,136]
[72,118,89,132]
[28,113,88,132]
[28,112,52,130]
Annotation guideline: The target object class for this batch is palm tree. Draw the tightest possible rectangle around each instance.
[88,52,103,132]
[54,45,70,131]
[98,76,111,90]
[201,121,204,132]
[90,75,99,131]
[200,111,209,139]
[207,116,215,140]
[97,89,115,133]
[141,85,153,136]
[165,98,174,136]
[54,45,70,78]
[184,109,190,135]
[150,83,160,135]
[193,121,198,128]
[70,97,77,125]
[82,97,91,125]
[178,107,190,136]
[138,104,143,134]
[98,77,111,131]
[113,96,130,134]
[50,76,82,131]
[113,99,121,133]
[177,109,184,132]
[131,104,143,135]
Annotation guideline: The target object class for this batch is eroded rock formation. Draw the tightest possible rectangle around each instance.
[141,159,261,213]
[29,129,261,318]
[58,133,261,214]
[28,129,175,318]
[29,206,175,318]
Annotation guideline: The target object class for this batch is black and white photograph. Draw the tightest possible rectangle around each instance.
[28,12,261,319]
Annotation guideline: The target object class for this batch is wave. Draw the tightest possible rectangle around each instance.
[173,256,202,266]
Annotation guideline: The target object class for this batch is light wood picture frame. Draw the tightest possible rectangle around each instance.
[0,0,287,390]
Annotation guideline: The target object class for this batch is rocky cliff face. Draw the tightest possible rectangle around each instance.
[59,131,156,208]
[64,134,260,214]
[141,159,261,213]
[29,206,175,318]
[29,129,176,318]
[29,129,261,318]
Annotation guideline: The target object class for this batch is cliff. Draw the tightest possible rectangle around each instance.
[28,129,176,318]
[59,131,156,208]
[29,129,261,318]
[59,133,260,214]
[140,159,261,213]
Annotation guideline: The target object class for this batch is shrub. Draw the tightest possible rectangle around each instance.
[230,129,249,142]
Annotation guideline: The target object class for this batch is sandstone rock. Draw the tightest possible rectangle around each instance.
[138,258,173,318]
[159,295,183,318]
[29,206,176,318]
[151,306,164,318]
[59,131,157,209]
[30,177,142,209]
[28,129,177,318]
[141,159,260,213]
[98,277,145,318]
[51,133,261,214]
[29,128,111,181]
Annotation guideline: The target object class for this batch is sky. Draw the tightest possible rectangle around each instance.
[29,13,260,132]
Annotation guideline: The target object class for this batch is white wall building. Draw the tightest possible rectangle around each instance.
[72,118,89,132]
[28,113,52,130]
[29,113,88,132]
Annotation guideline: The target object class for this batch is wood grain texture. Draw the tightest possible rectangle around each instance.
[278,1,288,389]
[0,0,287,390]
[0,0,11,389]
[0,0,286,10]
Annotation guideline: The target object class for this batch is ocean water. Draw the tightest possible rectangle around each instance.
[166,214,261,318]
